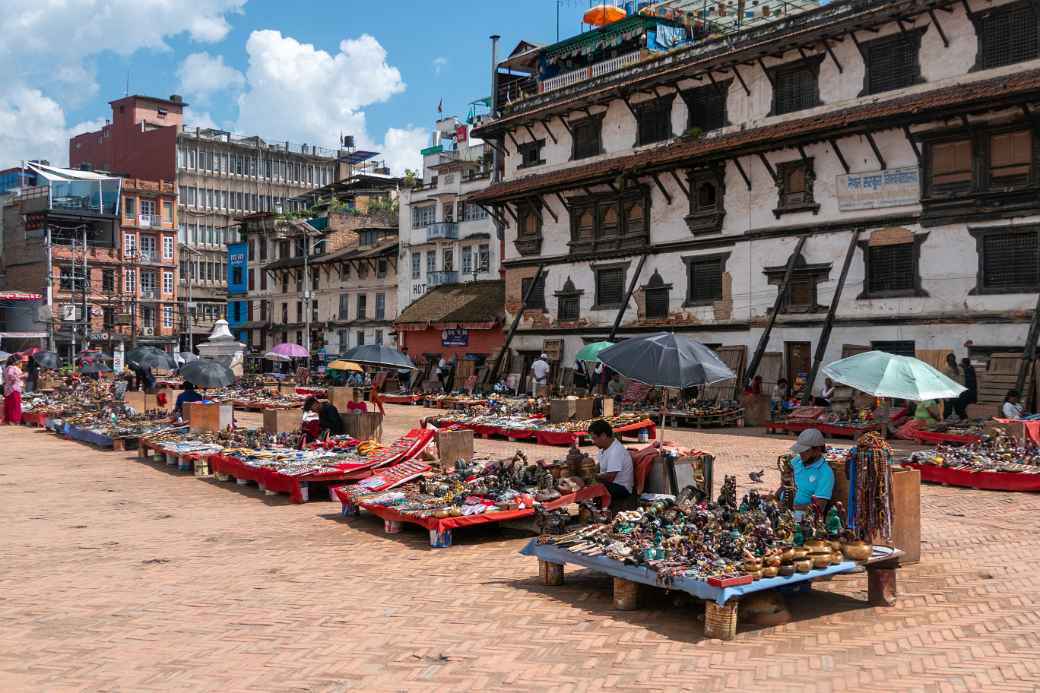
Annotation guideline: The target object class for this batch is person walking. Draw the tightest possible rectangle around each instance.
[953,357,977,419]
[4,355,25,425]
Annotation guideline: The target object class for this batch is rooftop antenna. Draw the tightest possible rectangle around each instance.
[124,70,130,97]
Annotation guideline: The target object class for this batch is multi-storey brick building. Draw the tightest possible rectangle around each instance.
[471,0,1040,396]
[69,94,344,349]
[0,164,178,357]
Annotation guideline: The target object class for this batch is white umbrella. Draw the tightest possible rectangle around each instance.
[821,351,965,401]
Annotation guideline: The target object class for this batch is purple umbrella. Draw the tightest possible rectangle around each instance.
[270,342,308,359]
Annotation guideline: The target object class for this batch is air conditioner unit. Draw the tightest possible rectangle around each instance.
[115,313,132,325]
[141,327,154,336]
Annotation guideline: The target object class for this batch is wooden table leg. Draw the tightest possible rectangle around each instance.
[867,566,897,606]
[539,560,564,586]
[612,577,639,610]
[704,600,739,640]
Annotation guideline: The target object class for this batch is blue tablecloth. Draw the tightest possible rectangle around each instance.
[521,539,858,605]
[65,424,113,448]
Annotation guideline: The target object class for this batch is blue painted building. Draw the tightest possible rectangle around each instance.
[226,241,249,344]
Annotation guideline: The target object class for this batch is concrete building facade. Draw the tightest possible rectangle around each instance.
[472,0,1040,394]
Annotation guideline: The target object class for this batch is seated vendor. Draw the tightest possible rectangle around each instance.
[303,396,345,437]
[588,419,634,507]
[173,381,204,419]
[787,428,834,519]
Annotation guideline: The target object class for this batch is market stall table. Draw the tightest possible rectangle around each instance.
[427,416,657,447]
[343,483,612,548]
[901,461,1040,492]
[905,428,982,446]
[522,540,901,640]
[768,418,883,439]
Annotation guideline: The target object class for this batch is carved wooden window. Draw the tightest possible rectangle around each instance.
[514,200,544,257]
[571,115,603,160]
[972,226,1040,293]
[635,95,674,146]
[683,253,729,305]
[927,139,974,194]
[865,242,915,293]
[863,30,922,95]
[771,57,822,115]
[568,189,650,252]
[521,274,546,309]
[681,82,729,133]
[575,207,595,241]
[976,0,1040,70]
[593,265,626,309]
[686,168,725,234]
[599,205,619,238]
[642,270,671,319]
[775,159,818,216]
[518,139,545,168]
[989,130,1033,186]
[624,199,645,237]
[556,277,582,321]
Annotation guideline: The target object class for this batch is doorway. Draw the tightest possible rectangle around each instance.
[785,341,812,400]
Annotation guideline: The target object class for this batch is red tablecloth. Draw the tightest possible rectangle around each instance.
[295,387,326,397]
[429,418,656,447]
[903,461,1040,492]
[909,429,982,445]
[381,394,422,404]
[996,418,1040,446]
[775,420,881,438]
[21,412,46,427]
[358,483,611,533]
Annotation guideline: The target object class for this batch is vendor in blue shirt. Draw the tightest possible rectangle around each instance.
[174,381,205,419]
[787,428,834,517]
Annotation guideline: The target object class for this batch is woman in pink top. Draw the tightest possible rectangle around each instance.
[4,355,25,424]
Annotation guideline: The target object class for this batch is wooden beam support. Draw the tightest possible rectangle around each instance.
[557,116,573,137]
[896,17,910,33]
[506,130,521,152]
[733,157,752,191]
[668,169,690,198]
[959,0,974,19]
[828,137,851,174]
[849,31,865,57]
[523,124,539,144]
[554,192,571,214]
[796,144,812,166]
[903,126,922,164]
[1016,289,1040,396]
[823,38,844,73]
[797,46,811,62]
[501,203,518,223]
[539,119,558,145]
[757,58,774,87]
[757,153,776,181]
[959,114,971,129]
[731,65,751,96]
[802,229,862,405]
[489,263,546,383]
[928,9,950,47]
[540,196,559,224]
[619,93,640,120]
[706,71,725,96]
[864,131,886,170]
[650,173,673,205]
[608,254,648,341]
[746,235,809,387]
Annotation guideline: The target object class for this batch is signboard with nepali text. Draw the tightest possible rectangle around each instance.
[442,329,468,347]
[836,166,920,211]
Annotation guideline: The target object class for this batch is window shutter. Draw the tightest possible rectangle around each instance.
[645,288,669,318]
[990,130,1032,181]
[689,259,722,301]
[774,64,818,115]
[522,275,546,309]
[596,268,625,306]
[983,231,1039,288]
[981,1,1039,69]
[931,140,973,186]
[866,33,918,94]
[868,244,915,293]
[559,296,580,321]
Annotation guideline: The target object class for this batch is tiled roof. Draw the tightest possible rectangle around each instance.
[263,239,398,271]
[395,280,505,325]
[470,68,1040,202]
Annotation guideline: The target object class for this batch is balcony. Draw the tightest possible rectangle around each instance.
[426,222,458,242]
[428,270,459,288]
[138,214,158,227]
[138,252,160,265]
[140,288,158,300]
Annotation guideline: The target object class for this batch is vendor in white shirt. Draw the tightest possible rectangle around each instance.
[530,353,551,395]
[589,419,634,506]
[1002,389,1024,419]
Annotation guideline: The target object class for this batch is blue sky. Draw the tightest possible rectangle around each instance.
[2,0,600,173]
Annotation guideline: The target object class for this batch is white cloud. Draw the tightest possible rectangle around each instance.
[379,127,428,176]
[0,86,104,167]
[433,56,448,76]
[235,30,418,174]
[0,0,245,168]
[177,52,245,103]
[183,108,220,131]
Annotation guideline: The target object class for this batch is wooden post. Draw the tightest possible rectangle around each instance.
[746,235,808,386]
[608,254,648,341]
[489,263,545,384]
[704,600,739,640]
[539,560,564,585]
[1016,289,1040,398]
[802,229,861,405]
[867,567,898,606]
[612,577,640,610]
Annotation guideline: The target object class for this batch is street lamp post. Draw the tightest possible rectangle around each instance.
[179,244,203,353]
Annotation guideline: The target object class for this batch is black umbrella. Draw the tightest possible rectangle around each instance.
[178,359,235,389]
[342,344,416,370]
[32,351,60,369]
[597,332,735,389]
[126,346,176,370]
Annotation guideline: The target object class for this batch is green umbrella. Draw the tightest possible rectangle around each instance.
[821,351,965,402]
[575,341,614,363]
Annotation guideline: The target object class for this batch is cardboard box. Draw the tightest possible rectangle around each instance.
[342,411,382,442]
[189,403,233,433]
[436,429,474,465]
[549,398,576,423]
[328,386,354,412]
[263,407,302,434]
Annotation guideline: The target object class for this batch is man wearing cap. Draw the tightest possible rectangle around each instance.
[787,428,834,517]
[530,353,551,395]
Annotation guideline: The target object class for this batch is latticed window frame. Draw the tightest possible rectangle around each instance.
[856,234,930,300]
[634,94,675,147]
[860,28,925,96]
[973,0,1040,71]
[969,225,1040,294]
[680,81,730,133]
[592,263,629,310]
[682,252,730,306]
[769,55,823,116]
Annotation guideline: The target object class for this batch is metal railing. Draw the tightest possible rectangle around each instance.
[428,270,459,288]
[139,213,158,227]
[426,222,459,242]
[541,50,643,95]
